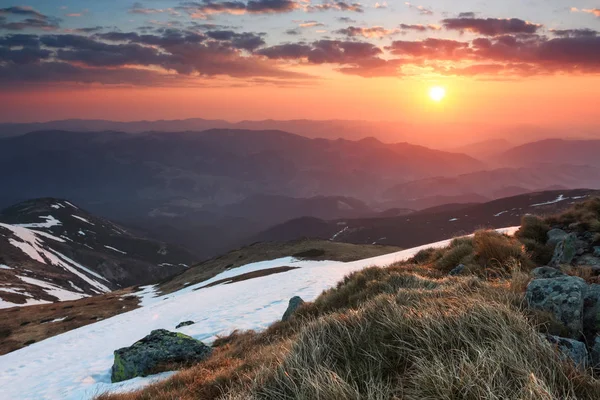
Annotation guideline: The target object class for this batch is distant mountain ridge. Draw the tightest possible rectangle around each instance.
[0,198,197,308]
[255,189,598,247]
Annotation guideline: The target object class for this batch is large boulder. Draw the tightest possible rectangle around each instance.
[546,335,588,369]
[584,285,600,339]
[550,233,579,267]
[111,329,212,383]
[531,266,565,280]
[526,276,587,338]
[547,229,568,247]
[282,296,305,322]
[591,336,600,369]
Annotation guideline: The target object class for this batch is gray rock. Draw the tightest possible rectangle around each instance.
[526,276,587,338]
[546,335,588,369]
[594,246,600,258]
[111,329,212,383]
[282,296,305,322]
[576,254,600,267]
[584,285,600,339]
[550,233,579,267]
[591,336,600,369]
[531,266,565,280]
[547,229,568,247]
[176,321,195,329]
[449,264,466,276]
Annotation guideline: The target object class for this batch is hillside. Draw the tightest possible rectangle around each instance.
[500,139,600,168]
[382,164,600,209]
[256,189,598,246]
[0,198,196,308]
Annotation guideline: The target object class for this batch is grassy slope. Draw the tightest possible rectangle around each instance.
[98,200,600,400]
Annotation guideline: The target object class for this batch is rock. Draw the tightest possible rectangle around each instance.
[282,296,305,322]
[449,264,465,276]
[546,335,588,369]
[591,336,600,369]
[594,247,600,258]
[576,255,600,267]
[531,266,565,280]
[547,229,568,247]
[550,233,579,267]
[176,321,195,329]
[583,285,600,339]
[526,276,587,338]
[111,329,212,383]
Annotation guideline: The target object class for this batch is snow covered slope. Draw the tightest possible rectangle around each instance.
[0,198,197,308]
[0,227,518,400]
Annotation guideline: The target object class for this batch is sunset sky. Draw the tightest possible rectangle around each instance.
[0,0,599,128]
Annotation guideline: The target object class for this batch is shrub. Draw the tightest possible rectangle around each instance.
[520,237,554,265]
[517,215,550,243]
[472,230,531,274]
[435,242,473,273]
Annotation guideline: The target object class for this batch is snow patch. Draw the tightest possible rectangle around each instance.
[72,215,95,225]
[330,226,348,241]
[0,264,13,270]
[494,211,508,217]
[531,194,566,207]
[449,218,458,222]
[17,276,87,302]
[104,246,127,255]
[15,215,62,229]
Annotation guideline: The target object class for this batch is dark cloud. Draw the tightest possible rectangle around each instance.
[442,17,542,36]
[257,39,401,76]
[129,2,178,15]
[285,28,300,35]
[177,0,299,18]
[550,28,597,38]
[205,30,265,50]
[458,12,476,18]
[0,6,60,31]
[0,29,311,86]
[386,38,470,59]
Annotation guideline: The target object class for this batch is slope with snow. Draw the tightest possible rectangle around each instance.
[0,227,518,400]
[0,198,198,308]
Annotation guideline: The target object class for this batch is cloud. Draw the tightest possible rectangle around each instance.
[307,1,364,13]
[336,26,399,38]
[297,20,325,28]
[0,6,60,31]
[386,38,470,59]
[442,17,542,36]
[178,0,300,18]
[374,2,387,9]
[257,39,402,76]
[404,2,433,15]
[399,24,440,32]
[571,7,600,17]
[458,12,476,18]
[0,29,312,87]
[337,17,356,23]
[550,28,597,38]
[205,30,266,50]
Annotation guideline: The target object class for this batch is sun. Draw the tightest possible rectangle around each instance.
[429,86,446,102]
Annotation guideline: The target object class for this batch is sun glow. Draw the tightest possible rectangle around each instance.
[429,86,446,102]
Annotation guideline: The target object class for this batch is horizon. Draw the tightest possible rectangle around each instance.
[0,0,598,141]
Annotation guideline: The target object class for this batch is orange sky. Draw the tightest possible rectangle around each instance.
[2,74,597,129]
